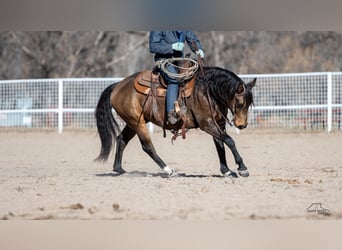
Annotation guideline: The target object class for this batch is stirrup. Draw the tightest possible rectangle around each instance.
[167,110,179,125]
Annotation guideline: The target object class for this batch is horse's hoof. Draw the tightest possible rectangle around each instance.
[238,169,249,177]
[168,171,181,178]
[163,166,176,177]
[113,168,126,175]
[224,171,238,178]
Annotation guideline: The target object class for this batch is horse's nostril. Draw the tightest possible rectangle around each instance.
[238,124,247,130]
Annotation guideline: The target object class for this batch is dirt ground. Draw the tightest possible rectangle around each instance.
[0,128,341,220]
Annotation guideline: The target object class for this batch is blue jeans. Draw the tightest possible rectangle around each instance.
[161,64,179,114]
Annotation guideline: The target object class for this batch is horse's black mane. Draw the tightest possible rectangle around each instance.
[196,66,253,108]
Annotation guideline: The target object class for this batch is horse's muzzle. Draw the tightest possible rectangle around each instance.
[237,123,248,130]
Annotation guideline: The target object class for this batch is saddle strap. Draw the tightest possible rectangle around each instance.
[171,122,187,143]
[138,75,164,129]
[151,81,164,127]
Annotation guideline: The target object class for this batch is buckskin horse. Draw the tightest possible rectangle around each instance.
[95,66,256,178]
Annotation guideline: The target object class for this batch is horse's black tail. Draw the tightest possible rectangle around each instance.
[94,83,120,162]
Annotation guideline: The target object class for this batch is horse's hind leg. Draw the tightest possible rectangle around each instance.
[113,125,136,174]
[136,123,175,176]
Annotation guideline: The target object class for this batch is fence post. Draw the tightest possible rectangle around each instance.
[327,72,332,132]
[58,79,63,133]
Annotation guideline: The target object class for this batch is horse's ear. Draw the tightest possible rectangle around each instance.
[237,82,245,94]
[247,78,256,89]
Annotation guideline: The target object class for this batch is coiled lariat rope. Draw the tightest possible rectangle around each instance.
[160,58,199,81]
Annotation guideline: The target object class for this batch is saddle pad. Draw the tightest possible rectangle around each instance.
[134,70,195,98]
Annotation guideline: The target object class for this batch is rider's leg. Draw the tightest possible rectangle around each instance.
[164,64,179,124]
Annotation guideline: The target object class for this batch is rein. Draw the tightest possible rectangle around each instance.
[205,87,233,137]
[190,44,233,135]
[191,41,205,78]
[190,41,228,134]
[199,66,238,137]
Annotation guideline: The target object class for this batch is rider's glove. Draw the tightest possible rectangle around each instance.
[195,49,204,58]
[172,42,185,51]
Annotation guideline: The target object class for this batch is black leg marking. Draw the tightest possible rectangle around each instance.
[113,126,136,174]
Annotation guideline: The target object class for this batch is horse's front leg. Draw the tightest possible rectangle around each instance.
[213,137,238,178]
[222,134,249,177]
[204,121,249,177]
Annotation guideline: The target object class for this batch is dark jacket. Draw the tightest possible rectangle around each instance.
[149,31,203,61]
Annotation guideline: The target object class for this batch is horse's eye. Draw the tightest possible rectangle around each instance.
[236,103,244,109]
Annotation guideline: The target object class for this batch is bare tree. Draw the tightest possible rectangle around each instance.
[1,31,342,79]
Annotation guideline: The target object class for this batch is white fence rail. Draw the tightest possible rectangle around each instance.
[241,72,342,132]
[0,78,122,133]
[0,72,341,132]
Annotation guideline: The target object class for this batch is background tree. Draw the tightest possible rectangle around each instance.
[1,31,342,79]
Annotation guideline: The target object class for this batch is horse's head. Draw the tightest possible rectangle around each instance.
[231,78,256,130]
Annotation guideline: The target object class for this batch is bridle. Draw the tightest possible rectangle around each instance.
[206,83,247,136]
[231,84,247,116]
